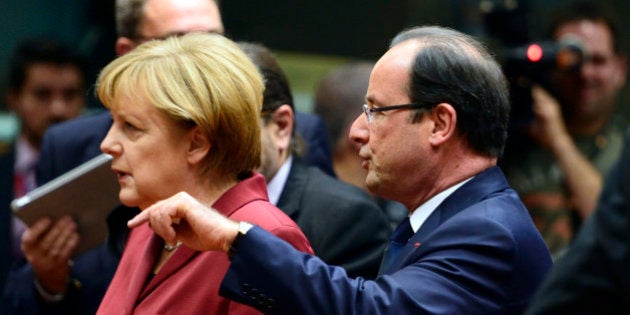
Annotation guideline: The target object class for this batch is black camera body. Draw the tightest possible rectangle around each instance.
[482,2,584,132]
[502,38,584,130]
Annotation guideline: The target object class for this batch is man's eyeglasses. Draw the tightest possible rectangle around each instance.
[362,103,424,123]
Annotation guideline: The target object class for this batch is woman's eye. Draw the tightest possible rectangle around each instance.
[124,122,138,130]
[123,121,143,135]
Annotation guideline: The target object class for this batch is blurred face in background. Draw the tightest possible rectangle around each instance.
[7,62,85,148]
[140,0,224,39]
[116,0,224,55]
[553,20,627,125]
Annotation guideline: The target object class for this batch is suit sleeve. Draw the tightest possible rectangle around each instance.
[219,227,417,315]
[1,217,125,315]
[1,264,78,315]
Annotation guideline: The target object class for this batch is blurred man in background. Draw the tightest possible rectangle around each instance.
[502,1,627,257]
[0,37,85,291]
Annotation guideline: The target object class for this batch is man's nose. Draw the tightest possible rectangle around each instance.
[349,114,369,146]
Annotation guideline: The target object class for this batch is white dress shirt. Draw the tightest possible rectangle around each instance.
[409,177,473,233]
[266,155,293,205]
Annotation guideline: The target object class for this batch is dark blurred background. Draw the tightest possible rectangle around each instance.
[1,0,629,138]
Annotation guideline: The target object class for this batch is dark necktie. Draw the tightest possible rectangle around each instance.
[379,217,414,275]
[12,165,35,265]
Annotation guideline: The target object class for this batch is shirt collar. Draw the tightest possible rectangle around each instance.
[266,155,293,205]
[15,135,39,173]
[408,176,473,232]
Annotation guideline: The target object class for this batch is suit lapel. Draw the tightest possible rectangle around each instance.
[387,166,510,272]
[114,224,161,310]
[276,159,308,219]
[139,243,197,301]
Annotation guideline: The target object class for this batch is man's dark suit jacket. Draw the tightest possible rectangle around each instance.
[277,159,390,278]
[219,166,552,314]
[525,129,630,315]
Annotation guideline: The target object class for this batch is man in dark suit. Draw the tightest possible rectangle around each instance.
[131,25,553,314]
[0,38,86,293]
[524,128,630,315]
[239,42,390,279]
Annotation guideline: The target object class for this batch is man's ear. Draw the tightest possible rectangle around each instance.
[115,37,136,56]
[269,104,294,151]
[428,103,457,146]
[612,54,628,89]
[187,126,210,165]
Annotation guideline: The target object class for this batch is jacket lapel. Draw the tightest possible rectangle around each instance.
[115,225,161,310]
[388,166,510,272]
[139,243,197,300]
[276,159,308,219]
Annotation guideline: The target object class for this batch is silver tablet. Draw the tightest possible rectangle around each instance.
[11,153,121,256]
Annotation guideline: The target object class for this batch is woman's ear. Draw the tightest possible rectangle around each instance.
[187,126,210,165]
[428,103,457,146]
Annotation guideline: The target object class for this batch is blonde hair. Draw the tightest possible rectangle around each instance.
[96,32,264,178]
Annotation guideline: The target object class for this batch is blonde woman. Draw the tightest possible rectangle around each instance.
[95,33,312,314]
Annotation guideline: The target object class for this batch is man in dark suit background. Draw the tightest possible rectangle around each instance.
[239,42,390,279]
[0,38,85,293]
[132,25,552,314]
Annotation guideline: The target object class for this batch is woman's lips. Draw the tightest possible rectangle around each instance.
[112,168,130,183]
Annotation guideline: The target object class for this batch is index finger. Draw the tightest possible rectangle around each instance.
[128,210,149,228]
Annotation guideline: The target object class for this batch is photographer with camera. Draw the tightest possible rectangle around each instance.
[502,1,627,258]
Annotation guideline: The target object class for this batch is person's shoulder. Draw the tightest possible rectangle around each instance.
[296,165,393,230]
[294,111,324,129]
[233,199,302,230]
[303,165,378,205]
[47,111,111,136]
